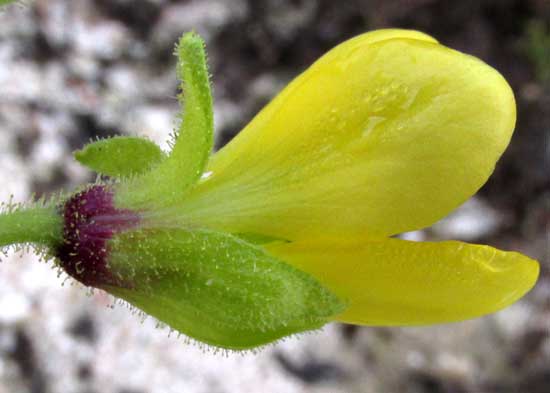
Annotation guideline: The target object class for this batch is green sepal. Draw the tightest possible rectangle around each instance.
[105,228,344,350]
[74,136,166,178]
[116,32,214,208]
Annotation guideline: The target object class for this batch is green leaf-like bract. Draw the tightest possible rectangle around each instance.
[116,32,214,208]
[105,228,345,349]
[75,136,166,178]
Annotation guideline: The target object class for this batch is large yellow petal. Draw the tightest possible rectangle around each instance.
[162,29,515,240]
[266,238,539,325]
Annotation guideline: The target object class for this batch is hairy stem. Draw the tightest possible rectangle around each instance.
[0,206,62,248]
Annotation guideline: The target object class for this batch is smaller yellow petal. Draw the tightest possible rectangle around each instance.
[266,238,539,325]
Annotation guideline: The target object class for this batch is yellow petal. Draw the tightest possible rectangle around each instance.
[311,28,438,69]
[266,238,539,325]
[167,29,515,240]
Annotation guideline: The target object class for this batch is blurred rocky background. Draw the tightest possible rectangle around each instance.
[0,0,548,392]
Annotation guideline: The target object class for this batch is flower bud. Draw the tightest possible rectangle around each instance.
[55,185,344,349]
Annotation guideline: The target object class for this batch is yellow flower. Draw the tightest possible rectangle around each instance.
[1,30,537,350]
[133,29,538,326]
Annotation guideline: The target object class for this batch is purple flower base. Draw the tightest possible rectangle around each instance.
[55,185,140,288]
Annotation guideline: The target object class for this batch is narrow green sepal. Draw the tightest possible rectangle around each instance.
[105,228,344,349]
[74,136,166,178]
[116,32,214,208]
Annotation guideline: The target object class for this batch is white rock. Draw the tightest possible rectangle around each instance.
[72,19,132,60]
[153,0,248,44]
[122,105,176,150]
[0,292,31,325]
[431,197,503,240]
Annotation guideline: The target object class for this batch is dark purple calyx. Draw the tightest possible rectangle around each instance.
[55,185,140,288]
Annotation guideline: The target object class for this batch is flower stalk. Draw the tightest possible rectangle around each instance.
[0,205,62,248]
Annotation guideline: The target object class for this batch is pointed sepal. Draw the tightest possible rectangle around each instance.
[74,136,166,178]
[116,32,214,208]
[104,228,344,349]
